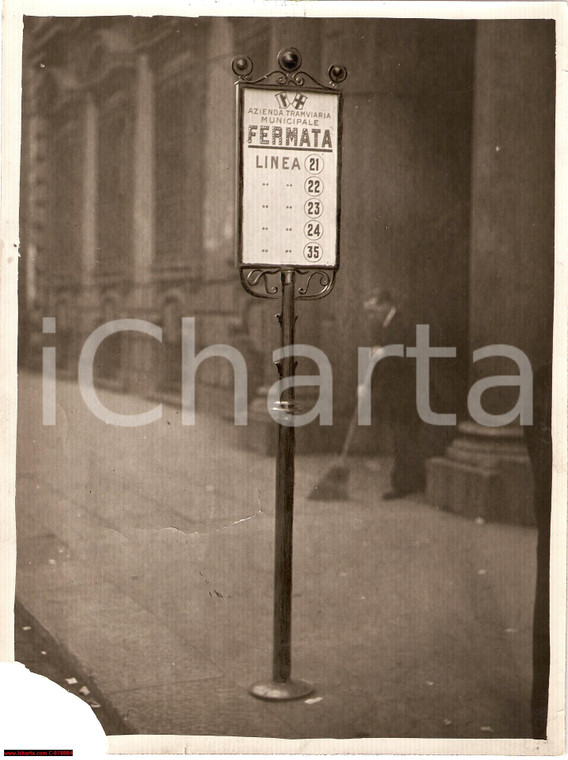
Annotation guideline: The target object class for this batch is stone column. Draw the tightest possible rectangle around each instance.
[426,20,555,525]
[80,92,99,344]
[128,53,158,394]
[202,18,234,280]
[132,53,155,308]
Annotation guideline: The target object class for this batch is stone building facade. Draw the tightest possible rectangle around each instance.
[19,16,555,523]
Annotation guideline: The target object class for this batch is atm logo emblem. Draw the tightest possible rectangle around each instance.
[274,92,309,110]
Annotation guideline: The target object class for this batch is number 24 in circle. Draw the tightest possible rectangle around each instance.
[304,221,323,240]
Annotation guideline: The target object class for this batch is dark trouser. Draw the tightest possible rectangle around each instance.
[390,416,454,496]
[390,417,427,495]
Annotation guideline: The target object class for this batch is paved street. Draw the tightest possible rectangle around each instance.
[15,370,536,739]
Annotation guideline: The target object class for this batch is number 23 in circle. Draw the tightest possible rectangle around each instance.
[304,220,323,240]
[305,199,323,218]
[303,243,322,262]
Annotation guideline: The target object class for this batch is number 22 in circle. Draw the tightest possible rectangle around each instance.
[304,243,322,262]
[305,177,323,196]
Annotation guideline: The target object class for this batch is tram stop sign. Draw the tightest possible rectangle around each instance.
[232,50,347,703]
[237,84,341,269]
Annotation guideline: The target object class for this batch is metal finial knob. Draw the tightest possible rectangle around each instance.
[328,63,348,84]
[232,55,253,77]
[277,47,302,73]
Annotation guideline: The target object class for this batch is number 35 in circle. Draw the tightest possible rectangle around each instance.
[304,243,323,262]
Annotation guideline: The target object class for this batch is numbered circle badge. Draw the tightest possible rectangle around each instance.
[303,243,323,262]
[305,176,324,196]
[305,154,324,175]
[304,220,323,241]
[304,199,323,218]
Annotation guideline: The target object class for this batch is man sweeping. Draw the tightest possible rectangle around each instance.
[309,288,451,502]
[363,288,429,500]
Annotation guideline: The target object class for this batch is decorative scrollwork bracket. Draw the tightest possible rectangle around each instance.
[232,48,347,90]
[240,267,337,301]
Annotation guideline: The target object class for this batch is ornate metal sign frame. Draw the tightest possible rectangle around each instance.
[233,48,347,301]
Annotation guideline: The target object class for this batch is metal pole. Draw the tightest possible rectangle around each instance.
[249,270,313,701]
[273,269,296,683]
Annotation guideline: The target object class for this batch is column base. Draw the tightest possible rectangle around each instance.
[426,421,535,525]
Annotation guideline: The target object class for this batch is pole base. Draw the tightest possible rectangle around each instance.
[249,678,314,701]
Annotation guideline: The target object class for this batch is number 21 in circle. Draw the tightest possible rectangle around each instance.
[305,154,323,175]
[304,243,322,262]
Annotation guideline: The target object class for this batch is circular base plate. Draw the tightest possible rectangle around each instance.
[249,678,314,701]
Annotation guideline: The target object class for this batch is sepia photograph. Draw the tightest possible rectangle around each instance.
[2,1,566,754]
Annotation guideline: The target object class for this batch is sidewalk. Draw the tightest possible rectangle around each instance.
[14,600,131,736]
[15,371,536,739]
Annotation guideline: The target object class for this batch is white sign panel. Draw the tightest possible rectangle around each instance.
[238,85,341,268]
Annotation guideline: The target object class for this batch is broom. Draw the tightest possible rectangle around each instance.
[308,348,386,501]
